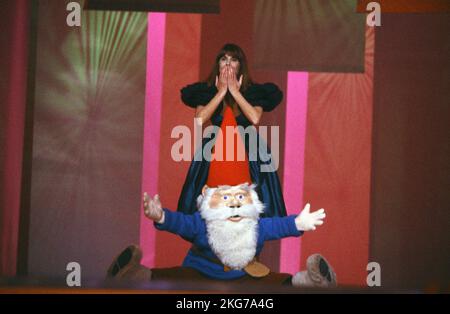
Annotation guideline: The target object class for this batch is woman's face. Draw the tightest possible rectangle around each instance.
[218,54,240,75]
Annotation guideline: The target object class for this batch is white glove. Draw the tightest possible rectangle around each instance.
[143,192,165,224]
[295,203,326,231]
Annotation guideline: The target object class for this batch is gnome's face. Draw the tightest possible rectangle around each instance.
[197,183,265,270]
[197,183,264,223]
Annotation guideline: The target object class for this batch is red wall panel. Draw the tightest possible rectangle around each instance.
[154,13,202,267]
[301,27,374,286]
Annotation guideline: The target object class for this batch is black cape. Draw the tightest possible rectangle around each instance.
[177,82,287,217]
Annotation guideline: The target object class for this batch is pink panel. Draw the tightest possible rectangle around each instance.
[139,13,166,268]
[279,72,309,274]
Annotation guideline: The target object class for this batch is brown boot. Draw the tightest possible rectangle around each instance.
[291,253,337,288]
[106,245,152,281]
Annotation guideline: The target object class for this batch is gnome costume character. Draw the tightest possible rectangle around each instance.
[107,106,336,287]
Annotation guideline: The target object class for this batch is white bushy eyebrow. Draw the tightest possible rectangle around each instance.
[213,183,257,195]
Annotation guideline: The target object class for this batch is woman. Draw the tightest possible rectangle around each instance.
[178,43,286,217]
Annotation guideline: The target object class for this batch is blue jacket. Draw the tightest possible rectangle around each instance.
[154,208,303,280]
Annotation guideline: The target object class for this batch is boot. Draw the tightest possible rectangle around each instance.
[106,244,152,281]
[291,253,337,288]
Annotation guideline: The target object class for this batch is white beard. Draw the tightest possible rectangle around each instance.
[197,183,265,270]
[206,218,258,270]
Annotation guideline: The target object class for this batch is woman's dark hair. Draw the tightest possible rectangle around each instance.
[205,43,253,106]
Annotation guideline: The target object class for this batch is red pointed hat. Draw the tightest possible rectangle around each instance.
[206,105,252,187]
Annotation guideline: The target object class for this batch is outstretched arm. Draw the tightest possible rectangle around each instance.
[260,203,326,241]
[143,192,200,242]
[143,192,165,223]
[295,203,326,231]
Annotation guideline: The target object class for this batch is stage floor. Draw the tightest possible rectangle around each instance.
[0,276,418,294]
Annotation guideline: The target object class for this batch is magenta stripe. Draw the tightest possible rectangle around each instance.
[139,13,166,268]
[280,72,309,274]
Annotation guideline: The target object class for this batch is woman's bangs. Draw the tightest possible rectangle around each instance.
[218,49,241,62]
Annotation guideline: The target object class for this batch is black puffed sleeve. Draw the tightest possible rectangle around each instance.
[243,83,283,112]
[180,82,217,108]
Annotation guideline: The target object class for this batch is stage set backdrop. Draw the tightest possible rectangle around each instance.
[1,0,449,289]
